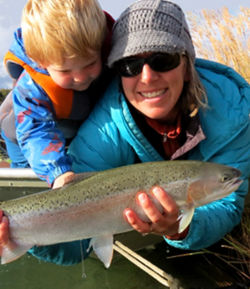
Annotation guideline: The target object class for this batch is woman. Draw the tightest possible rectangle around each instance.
[69,0,250,249]
[0,0,249,264]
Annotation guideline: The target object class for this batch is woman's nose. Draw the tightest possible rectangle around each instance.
[140,64,159,84]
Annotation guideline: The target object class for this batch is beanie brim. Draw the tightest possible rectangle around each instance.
[107,0,196,68]
[108,30,195,67]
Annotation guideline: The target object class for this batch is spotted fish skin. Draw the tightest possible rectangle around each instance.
[0,160,242,267]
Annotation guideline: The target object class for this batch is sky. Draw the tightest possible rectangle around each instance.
[0,0,248,88]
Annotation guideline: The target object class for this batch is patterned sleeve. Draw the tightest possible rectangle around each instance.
[13,72,72,185]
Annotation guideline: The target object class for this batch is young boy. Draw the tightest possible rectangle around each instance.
[0,0,114,188]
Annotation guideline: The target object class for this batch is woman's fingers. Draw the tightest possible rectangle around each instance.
[137,191,163,224]
[151,186,179,221]
[123,208,152,234]
[124,187,180,236]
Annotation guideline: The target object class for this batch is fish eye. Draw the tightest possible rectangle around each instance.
[220,174,231,183]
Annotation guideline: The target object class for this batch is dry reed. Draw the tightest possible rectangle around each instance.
[166,207,250,282]
[187,7,250,82]
[216,206,250,282]
[183,8,250,282]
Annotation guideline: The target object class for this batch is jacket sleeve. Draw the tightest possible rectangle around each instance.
[28,239,91,265]
[165,108,250,250]
[13,72,72,185]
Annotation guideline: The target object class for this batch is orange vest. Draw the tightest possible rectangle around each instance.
[4,51,73,119]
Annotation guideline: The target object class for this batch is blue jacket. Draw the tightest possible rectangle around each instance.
[69,59,250,248]
[30,59,250,264]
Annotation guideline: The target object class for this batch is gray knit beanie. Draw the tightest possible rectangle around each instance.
[108,0,195,67]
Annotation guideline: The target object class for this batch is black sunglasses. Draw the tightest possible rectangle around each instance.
[113,53,181,77]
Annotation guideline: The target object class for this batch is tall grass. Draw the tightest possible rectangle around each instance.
[211,207,250,282]
[187,7,250,82]
[187,7,250,283]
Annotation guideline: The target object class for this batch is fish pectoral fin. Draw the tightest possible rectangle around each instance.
[178,205,195,234]
[90,235,114,269]
[1,242,33,265]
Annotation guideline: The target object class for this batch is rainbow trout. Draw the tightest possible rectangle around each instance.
[0,161,242,267]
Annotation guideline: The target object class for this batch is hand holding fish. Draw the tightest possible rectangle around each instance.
[124,186,183,238]
[52,171,76,189]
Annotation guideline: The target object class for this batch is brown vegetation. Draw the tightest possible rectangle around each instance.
[187,7,250,283]
[187,7,250,82]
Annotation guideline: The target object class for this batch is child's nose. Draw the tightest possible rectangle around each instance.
[73,70,88,83]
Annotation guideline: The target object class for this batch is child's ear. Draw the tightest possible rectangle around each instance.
[39,64,46,69]
[38,62,47,69]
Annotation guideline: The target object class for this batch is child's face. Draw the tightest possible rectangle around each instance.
[46,53,102,91]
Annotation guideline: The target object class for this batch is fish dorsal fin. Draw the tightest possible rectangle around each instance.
[178,205,195,233]
[90,235,114,268]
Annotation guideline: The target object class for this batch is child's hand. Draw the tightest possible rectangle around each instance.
[52,171,76,189]
[123,186,188,239]
[0,210,10,256]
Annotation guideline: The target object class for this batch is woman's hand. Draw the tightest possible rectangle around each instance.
[124,186,188,239]
[0,210,11,256]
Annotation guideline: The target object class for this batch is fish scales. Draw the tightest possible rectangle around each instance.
[1,161,196,215]
[0,160,242,267]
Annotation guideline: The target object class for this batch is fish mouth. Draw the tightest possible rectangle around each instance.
[232,168,241,178]
[225,177,243,192]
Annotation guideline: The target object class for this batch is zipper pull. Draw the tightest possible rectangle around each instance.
[163,133,167,142]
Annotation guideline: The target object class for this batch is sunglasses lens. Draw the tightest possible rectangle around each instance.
[115,58,143,77]
[150,53,180,72]
[114,53,181,77]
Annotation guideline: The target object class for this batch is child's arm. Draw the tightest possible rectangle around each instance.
[12,74,72,186]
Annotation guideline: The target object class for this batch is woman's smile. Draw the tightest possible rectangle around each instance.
[139,88,167,99]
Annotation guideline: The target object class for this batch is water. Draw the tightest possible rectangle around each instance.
[0,250,167,289]
[1,239,238,289]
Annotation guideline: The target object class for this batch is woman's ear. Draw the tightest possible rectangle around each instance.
[183,57,190,82]
[184,70,190,82]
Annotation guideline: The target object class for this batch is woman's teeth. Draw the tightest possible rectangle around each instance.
[140,89,166,98]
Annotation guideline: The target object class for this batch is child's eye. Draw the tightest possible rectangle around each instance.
[59,70,71,74]
[86,60,97,68]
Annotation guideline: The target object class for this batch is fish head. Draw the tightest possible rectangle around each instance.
[186,164,242,207]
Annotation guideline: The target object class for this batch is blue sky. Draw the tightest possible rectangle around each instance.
[0,0,248,88]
